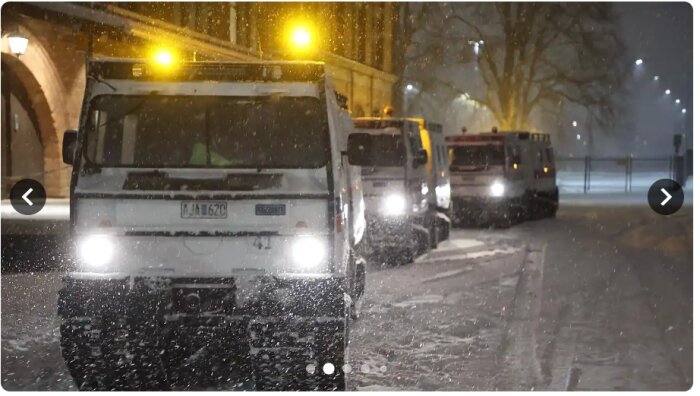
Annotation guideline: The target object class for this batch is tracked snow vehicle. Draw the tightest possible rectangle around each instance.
[446,130,558,226]
[59,59,367,390]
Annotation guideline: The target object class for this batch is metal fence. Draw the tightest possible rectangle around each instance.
[556,156,684,194]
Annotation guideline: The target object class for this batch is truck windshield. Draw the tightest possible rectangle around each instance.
[84,95,329,168]
[362,134,407,167]
[450,144,504,167]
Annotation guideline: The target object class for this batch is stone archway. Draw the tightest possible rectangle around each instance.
[1,60,45,196]
[1,26,75,197]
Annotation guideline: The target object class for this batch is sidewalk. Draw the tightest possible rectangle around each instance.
[1,199,69,236]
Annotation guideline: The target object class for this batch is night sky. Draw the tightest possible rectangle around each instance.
[616,2,692,156]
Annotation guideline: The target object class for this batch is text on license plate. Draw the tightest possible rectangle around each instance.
[181,201,228,219]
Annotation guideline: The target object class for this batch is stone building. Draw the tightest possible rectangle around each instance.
[1,2,400,197]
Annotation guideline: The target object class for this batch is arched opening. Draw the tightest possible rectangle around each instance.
[1,26,71,197]
[1,59,45,197]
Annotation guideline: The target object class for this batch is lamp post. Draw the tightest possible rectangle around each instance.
[402,83,418,116]
[7,33,28,56]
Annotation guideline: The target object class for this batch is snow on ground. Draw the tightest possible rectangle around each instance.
[347,205,691,391]
[1,271,75,390]
[0,204,692,390]
[556,171,690,194]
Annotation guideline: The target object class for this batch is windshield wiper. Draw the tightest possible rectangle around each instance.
[88,75,117,92]
[84,91,162,170]
[92,91,160,131]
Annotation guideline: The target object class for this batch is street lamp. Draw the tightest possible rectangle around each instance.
[635,58,643,66]
[675,99,681,104]
[682,108,687,114]
[572,120,578,127]
[665,89,671,95]
[468,39,485,56]
[403,84,419,115]
[7,33,28,56]
[653,75,660,81]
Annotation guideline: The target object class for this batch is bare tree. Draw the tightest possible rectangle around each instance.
[404,3,629,131]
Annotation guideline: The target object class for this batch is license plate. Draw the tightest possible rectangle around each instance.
[181,201,228,219]
[255,204,286,216]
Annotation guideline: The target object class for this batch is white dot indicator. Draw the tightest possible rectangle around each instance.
[323,363,335,375]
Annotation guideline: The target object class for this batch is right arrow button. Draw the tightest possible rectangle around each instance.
[649,179,684,215]
[660,188,672,206]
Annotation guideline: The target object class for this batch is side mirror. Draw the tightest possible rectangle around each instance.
[413,149,428,168]
[347,133,373,166]
[62,130,78,165]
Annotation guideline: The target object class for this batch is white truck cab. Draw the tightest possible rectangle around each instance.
[59,59,366,390]
[349,119,429,263]
[446,130,558,226]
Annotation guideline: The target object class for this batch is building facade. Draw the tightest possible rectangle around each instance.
[1,2,399,197]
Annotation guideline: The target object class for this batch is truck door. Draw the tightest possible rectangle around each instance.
[506,143,525,194]
[406,122,429,214]
[338,109,365,247]
[534,144,556,193]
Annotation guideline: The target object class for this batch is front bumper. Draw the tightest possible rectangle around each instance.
[58,274,347,319]
[452,196,513,219]
[364,215,414,248]
[70,234,336,277]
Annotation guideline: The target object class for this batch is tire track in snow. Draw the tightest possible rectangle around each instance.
[419,246,521,284]
[496,243,546,390]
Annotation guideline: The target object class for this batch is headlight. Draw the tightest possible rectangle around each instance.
[78,234,115,267]
[490,181,505,197]
[291,236,326,269]
[421,182,429,196]
[382,193,406,216]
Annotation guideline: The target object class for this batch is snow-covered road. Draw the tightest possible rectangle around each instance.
[348,205,692,391]
[1,205,692,390]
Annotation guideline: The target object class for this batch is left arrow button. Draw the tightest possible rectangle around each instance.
[10,179,46,215]
[22,188,34,206]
